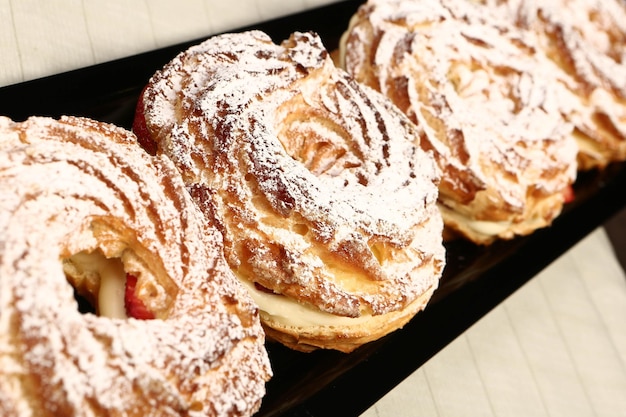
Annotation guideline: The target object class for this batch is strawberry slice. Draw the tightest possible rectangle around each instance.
[562,185,575,204]
[131,89,158,156]
[124,274,155,320]
[254,282,279,295]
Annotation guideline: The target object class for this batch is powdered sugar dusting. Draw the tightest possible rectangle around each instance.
[340,0,578,243]
[139,30,445,319]
[0,116,271,416]
[478,0,626,169]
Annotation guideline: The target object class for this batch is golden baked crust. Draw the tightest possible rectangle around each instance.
[478,0,626,170]
[339,0,578,245]
[0,116,271,416]
[134,30,445,352]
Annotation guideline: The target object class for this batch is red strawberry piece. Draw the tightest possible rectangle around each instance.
[562,185,575,204]
[124,274,155,320]
[132,89,158,156]
[254,282,279,295]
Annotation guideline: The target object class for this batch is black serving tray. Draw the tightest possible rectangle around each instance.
[2,1,626,416]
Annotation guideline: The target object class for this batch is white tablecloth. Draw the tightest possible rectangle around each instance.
[0,0,339,87]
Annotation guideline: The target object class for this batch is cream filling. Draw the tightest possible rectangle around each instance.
[440,203,513,238]
[69,252,128,319]
[241,280,372,328]
[574,131,604,158]
[465,219,513,236]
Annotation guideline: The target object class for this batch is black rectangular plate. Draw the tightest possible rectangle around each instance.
[2,1,625,416]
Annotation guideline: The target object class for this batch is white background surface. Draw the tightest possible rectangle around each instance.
[0,0,338,87]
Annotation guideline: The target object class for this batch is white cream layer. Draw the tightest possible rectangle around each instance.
[241,280,372,328]
[69,252,127,319]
